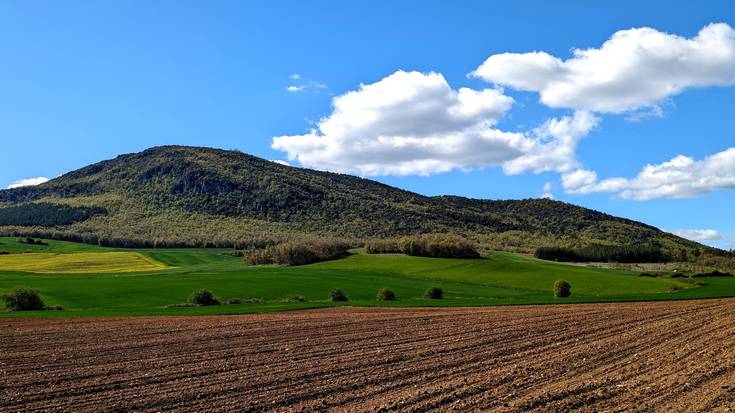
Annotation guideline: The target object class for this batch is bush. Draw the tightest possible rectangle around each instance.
[17,237,48,246]
[227,297,264,304]
[286,295,305,302]
[244,249,273,265]
[189,289,220,306]
[424,287,443,299]
[554,280,571,298]
[46,305,63,311]
[244,239,350,266]
[366,234,479,259]
[365,240,401,254]
[2,287,45,311]
[693,270,734,277]
[329,289,348,302]
[376,288,396,301]
[669,284,681,292]
[166,303,196,308]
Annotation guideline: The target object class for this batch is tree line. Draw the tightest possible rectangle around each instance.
[243,239,351,266]
[366,234,480,259]
[534,244,670,263]
[0,203,106,227]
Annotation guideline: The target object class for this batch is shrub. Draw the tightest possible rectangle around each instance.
[286,295,305,302]
[329,289,348,302]
[2,287,45,311]
[244,249,273,265]
[189,289,220,306]
[17,237,48,246]
[693,270,734,277]
[227,298,264,304]
[424,287,443,299]
[166,303,196,308]
[366,234,479,259]
[669,285,681,292]
[376,288,396,301]
[244,239,350,266]
[554,280,571,298]
[46,305,63,311]
[365,240,401,254]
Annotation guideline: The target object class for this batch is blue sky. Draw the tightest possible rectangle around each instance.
[1,1,734,247]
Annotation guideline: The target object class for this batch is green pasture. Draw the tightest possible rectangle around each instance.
[1,237,734,317]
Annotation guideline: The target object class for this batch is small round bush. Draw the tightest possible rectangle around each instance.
[3,287,45,311]
[287,295,305,302]
[377,288,396,301]
[554,280,571,298]
[189,289,220,306]
[424,287,443,299]
[329,289,348,302]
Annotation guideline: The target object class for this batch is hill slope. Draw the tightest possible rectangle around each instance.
[0,145,702,253]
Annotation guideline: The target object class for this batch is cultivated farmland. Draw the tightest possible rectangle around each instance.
[0,252,167,274]
[2,299,734,412]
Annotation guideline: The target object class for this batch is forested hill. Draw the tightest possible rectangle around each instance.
[0,145,704,254]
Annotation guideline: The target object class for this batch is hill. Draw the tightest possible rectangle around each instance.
[0,145,710,256]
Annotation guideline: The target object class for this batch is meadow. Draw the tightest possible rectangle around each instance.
[1,236,735,317]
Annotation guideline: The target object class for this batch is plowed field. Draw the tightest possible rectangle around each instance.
[2,299,735,412]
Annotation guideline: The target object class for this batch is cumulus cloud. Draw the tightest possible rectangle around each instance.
[502,110,599,175]
[273,70,539,175]
[273,23,735,199]
[7,177,49,189]
[561,147,735,200]
[671,229,722,243]
[471,23,735,113]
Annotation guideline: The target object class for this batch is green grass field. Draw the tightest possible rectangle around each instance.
[2,236,735,317]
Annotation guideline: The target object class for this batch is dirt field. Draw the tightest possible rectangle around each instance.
[2,300,735,412]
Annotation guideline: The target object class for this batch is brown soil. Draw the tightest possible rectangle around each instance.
[2,299,735,412]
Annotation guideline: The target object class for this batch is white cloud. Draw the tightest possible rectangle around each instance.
[671,229,722,243]
[290,73,301,80]
[273,24,735,198]
[270,159,291,166]
[273,70,539,176]
[502,110,599,175]
[286,80,328,93]
[542,182,554,199]
[7,176,49,189]
[562,147,735,200]
[471,23,735,113]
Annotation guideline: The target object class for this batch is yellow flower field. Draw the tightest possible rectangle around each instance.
[0,252,168,274]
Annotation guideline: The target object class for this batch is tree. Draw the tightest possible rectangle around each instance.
[554,280,571,298]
